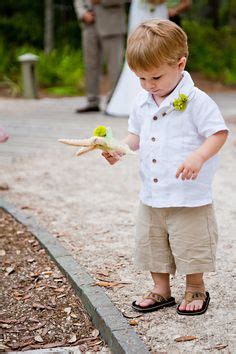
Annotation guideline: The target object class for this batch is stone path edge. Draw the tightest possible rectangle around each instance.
[0,198,150,354]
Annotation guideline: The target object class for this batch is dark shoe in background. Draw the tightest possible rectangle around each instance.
[75,105,100,113]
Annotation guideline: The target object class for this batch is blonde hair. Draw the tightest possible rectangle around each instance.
[126,19,188,71]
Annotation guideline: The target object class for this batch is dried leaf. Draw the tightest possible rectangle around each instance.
[13,291,24,297]
[51,296,57,306]
[54,278,64,282]
[54,286,65,293]
[25,284,34,292]
[71,313,78,319]
[30,271,41,278]
[41,327,48,336]
[29,318,40,323]
[96,270,109,277]
[68,334,77,343]
[34,335,44,343]
[0,323,12,329]
[129,319,138,326]
[92,329,99,338]
[212,344,228,350]
[0,343,9,350]
[30,321,46,331]
[6,266,15,275]
[174,335,197,342]
[0,249,6,256]
[0,318,18,324]
[19,316,27,323]
[0,183,9,191]
[9,339,34,350]
[41,341,66,349]
[27,258,35,263]
[64,307,71,315]
[94,280,131,288]
[32,302,45,310]
[122,311,142,319]
[42,270,53,275]
[89,340,103,347]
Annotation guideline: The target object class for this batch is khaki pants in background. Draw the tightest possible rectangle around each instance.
[82,26,124,106]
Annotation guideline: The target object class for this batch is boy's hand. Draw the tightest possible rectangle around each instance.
[176,152,205,180]
[102,151,124,165]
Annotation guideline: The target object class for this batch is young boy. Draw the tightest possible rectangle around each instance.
[103,19,228,315]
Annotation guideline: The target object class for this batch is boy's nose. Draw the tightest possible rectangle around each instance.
[146,84,155,91]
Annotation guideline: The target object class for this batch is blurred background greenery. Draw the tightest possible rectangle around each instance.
[0,0,236,97]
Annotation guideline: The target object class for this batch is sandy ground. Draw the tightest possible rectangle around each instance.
[0,97,236,353]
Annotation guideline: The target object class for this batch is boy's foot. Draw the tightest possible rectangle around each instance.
[132,291,176,313]
[177,291,210,316]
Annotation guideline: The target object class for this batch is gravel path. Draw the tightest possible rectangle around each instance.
[0,96,235,353]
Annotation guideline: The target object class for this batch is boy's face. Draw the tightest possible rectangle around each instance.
[134,57,186,101]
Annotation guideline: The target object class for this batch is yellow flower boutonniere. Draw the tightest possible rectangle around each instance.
[173,93,188,112]
[93,125,107,137]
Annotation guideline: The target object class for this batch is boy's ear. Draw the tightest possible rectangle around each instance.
[178,57,187,70]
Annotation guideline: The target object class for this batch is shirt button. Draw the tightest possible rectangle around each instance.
[151,137,156,142]
[153,116,158,121]
[153,178,158,183]
[152,159,157,163]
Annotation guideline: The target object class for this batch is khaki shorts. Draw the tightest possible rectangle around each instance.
[135,202,218,275]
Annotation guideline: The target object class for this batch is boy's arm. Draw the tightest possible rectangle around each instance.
[123,133,140,151]
[176,130,228,180]
[102,133,139,165]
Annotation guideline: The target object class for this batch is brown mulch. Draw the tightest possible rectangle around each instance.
[0,209,106,352]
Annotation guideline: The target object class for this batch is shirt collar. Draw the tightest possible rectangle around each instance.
[137,71,195,109]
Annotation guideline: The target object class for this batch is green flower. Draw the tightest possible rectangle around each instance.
[94,125,107,137]
[173,93,188,112]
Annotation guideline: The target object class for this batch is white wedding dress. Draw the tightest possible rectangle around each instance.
[105,0,168,117]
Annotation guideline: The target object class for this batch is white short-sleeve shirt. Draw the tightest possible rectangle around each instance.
[128,71,228,207]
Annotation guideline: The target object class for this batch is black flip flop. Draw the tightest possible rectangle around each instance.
[132,293,176,313]
[177,291,210,316]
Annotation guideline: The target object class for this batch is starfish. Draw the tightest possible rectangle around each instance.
[58,126,134,157]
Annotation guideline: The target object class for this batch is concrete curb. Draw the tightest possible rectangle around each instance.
[0,198,150,354]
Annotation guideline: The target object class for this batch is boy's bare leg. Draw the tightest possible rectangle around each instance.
[179,273,205,311]
[137,272,171,307]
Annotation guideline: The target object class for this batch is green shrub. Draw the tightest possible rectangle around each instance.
[38,48,84,86]
[183,20,236,84]
[0,43,85,96]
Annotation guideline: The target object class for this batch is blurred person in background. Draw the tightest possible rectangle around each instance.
[167,0,191,26]
[74,0,127,113]
[106,0,168,117]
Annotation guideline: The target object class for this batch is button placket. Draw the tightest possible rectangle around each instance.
[150,112,160,186]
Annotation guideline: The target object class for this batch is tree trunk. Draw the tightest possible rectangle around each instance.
[44,0,54,54]
[229,0,236,27]
[208,0,220,28]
